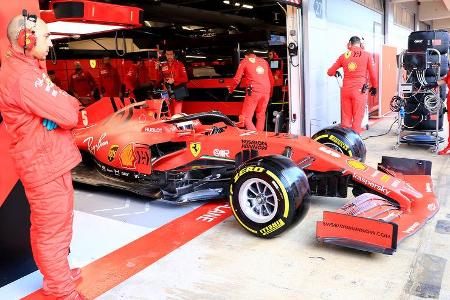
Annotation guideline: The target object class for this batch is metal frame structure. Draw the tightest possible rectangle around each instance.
[394,48,444,153]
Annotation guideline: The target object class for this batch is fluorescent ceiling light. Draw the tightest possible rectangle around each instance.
[242,4,253,9]
[186,55,207,59]
[47,21,126,35]
[223,0,230,4]
[235,2,241,6]
[49,34,71,40]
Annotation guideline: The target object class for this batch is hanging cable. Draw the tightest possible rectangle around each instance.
[49,46,57,65]
[115,31,127,57]
[289,56,299,67]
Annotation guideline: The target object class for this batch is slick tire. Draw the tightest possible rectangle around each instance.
[230,155,310,238]
[312,126,367,162]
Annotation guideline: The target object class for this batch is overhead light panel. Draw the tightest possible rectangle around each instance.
[186,55,207,59]
[40,0,143,36]
[223,1,253,9]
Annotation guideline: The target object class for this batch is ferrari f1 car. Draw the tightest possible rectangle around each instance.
[73,97,439,254]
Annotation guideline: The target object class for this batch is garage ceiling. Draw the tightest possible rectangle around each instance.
[392,0,450,32]
[39,0,286,48]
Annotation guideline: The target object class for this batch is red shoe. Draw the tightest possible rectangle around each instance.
[42,268,82,296]
[438,145,450,155]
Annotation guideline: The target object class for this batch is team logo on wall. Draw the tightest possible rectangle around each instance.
[347,159,368,172]
[190,142,201,157]
[107,145,120,162]
[90,59,96,69]
[348,62,358,71]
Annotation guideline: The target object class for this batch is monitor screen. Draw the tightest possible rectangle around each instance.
[270,60,280,69]
[269,34,286,46]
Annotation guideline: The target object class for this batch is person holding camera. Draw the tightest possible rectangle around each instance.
[327,36,377,134]
[159,50,188,114]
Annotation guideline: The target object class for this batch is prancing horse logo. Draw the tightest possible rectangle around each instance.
[190,142,201,157]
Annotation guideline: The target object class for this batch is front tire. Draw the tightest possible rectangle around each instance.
[230,155,309,238]
[312,126,367,162]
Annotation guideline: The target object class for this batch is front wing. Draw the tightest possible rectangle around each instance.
[316,156,439,254]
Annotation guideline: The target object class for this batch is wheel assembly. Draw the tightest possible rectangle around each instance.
[312,125,367,162]
[230,155,310,238]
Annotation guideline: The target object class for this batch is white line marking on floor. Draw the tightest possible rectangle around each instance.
[93,199,130,212]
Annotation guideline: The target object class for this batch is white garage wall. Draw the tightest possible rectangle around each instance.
[384,2,418,53]
[302,0,383,136]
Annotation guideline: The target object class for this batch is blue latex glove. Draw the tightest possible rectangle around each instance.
[42,119,58,131]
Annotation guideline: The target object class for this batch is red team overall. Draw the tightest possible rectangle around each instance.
[229,50,274,131]
[160,50,189,115]
[0,14,84,299]
[327,36,377,134]
[69,61,97,100]
[99,56,121,97]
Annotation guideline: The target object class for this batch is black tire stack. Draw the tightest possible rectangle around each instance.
[404,30,449,130]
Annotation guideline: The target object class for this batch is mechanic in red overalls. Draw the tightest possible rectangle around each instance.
[327,36,377,134]
[268,50,284,102]
[160,49,189,114]
[0,14,84,300]
[124,58,150,101]
[48,70,62,88]
[69,61,97,101]
[229,49,274,131]
[148,56,162,88]
[427,68,450,155]
[99,56,121,97]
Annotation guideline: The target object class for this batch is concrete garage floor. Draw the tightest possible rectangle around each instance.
[2,115,450,300]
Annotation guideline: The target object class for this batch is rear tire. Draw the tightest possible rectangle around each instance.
[312,126,367,162]
[230,155,309,238]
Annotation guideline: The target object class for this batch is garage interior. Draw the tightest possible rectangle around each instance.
[1,0,450,299]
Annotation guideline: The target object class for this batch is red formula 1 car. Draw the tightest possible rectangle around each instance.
[73,97,439,254]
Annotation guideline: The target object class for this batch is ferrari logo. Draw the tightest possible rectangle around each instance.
[190,142,201,157]
[108,145,119,162]
[344,51,351,59]
[347,159,368,172]
[348,62,357,71]
[90,59,96,69]
[248,57,256,63]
